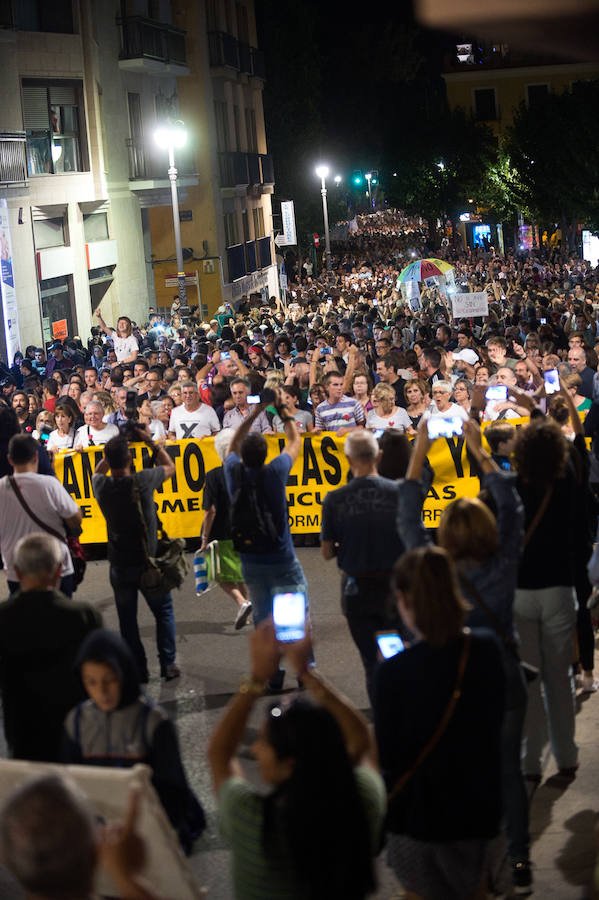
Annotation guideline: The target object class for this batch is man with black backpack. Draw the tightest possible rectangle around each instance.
[92,426,179,682]
[224,388,307,690]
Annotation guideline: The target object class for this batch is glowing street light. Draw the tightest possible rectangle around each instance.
[365,171,372,206]
[437,161,445,171]
[155,121,189,305]
[334,174,342,184]
[315,164,332,272]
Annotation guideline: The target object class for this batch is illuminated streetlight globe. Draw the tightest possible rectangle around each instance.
[334,175,342,184]
[154,121,187,149]
[315,164,330,179]
[365,172,372,180]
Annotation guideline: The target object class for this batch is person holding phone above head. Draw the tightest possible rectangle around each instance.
[374,546,505,900]
[397,417,532,893]
[207,621,385,900]
[224,387,308,692]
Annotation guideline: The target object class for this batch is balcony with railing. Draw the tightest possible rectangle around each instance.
[0,132,28,187]
[208,32,266,80]
[245,240,257,273]
[227,243,246,281]
[257,236,272,268]
[118,16,189,75]
[126,137,197,189]
[218,151,249,189]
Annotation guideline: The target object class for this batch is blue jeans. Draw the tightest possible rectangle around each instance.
[110,565,176,675]
[241,555,309,687]
[502,700,530,862]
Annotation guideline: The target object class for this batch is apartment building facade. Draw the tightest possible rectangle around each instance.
[443,41,599,137]
[0,0,277,360]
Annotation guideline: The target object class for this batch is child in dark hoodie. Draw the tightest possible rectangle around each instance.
[62,628,205,853]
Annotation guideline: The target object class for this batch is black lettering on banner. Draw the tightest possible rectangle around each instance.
[287,494,295,507]
[422,508,442,522]
[320,436,342,485]
[426,484,440,501]
[188,497,199,511]
[297,491,322,506]
[302,438,323,484]
[80,449,104,499]
[306,514,319,528]
[81,504,92,519]
[162,499,185,513]
[442,484,457,499]
[62,456,81,499]
[159,444,180,492]
[183,442,205,492]
[445,436,467,479]
[295,515,305,527]
[140,446,153,469]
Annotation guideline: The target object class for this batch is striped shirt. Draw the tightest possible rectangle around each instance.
[219,766,386,899]
[314,395,365,431]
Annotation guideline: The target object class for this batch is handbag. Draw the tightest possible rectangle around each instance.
[131,479,188,601]
[459,573,539,684]
[388,631,471,801]
[8,476,86,588]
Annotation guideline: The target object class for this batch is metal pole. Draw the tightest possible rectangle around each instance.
[168,143,187,306]
[320,175,332,273]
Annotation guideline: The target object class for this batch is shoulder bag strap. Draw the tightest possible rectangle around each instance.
[8,476,66,544]
[523,484,553,548]
[459,572,516,654]
[130,476,152,565]
[388,631,471,801]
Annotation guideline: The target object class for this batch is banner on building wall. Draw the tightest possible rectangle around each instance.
[0,199,20,359]
[54,423,530,542]
[280,201,297,246]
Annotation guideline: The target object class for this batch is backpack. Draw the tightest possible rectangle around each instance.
[230,463,279,554]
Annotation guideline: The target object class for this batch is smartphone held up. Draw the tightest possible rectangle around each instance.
[273,590,307,643]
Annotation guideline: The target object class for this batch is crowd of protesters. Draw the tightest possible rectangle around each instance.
[1,209,599,897]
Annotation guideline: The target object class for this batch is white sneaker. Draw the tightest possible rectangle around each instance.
[234,601,253,630]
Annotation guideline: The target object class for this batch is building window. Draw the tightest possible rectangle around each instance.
[233,105,241,151]
[39,275,76,347]
[206,0,218,32]
[253,206,265,239]
[83,213,109,242]
[16,0,74,33]
[23,81,85,175]
[33,216,66,250]
[224,212,238,247]
[473,88,497,121]
[245,107,257,152]
[214,101,230,153]
[526,84,548,107]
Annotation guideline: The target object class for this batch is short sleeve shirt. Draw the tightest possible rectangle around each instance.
[75,423,119,448]
[169,403,221,440]
[0,473,79,580]
[112,334,139,363]
[314,395,366,431]
[365,407,412,432]
[218,766,385,900]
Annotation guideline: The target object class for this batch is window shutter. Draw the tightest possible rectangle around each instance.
[22,85,49,130]
[49,84,76,106]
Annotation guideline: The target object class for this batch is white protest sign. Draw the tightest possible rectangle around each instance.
[451,291,489,319]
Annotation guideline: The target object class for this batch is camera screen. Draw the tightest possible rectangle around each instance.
[485,385,508,402]
[376,632,405,659]
[273,591,306,642]
[544,368,560,394]
[427,416,463,440]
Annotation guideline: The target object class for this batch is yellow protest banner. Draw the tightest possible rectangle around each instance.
[53,420,530,543]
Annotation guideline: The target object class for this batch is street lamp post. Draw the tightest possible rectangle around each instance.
[365,171,372,208]
[155,122,188,307]
[315,164,332,273]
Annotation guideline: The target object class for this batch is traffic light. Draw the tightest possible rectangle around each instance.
[371,170,379,185]
[352,171,363,187]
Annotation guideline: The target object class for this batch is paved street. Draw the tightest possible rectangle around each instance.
[1,548,598,898]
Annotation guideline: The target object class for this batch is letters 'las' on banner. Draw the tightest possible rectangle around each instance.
[53,421,530,542]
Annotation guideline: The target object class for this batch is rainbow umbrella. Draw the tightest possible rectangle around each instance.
[396,258,454,285]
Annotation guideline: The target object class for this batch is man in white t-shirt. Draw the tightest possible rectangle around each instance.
[168,381,221,440]
[0,434,82,596]
[74,401,119,448]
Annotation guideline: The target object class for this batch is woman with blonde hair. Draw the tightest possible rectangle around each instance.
[92,390,117,418]
[374,544,505,900]
[168,383,183,406]
[396,418,531,895]
[366,383,411,432]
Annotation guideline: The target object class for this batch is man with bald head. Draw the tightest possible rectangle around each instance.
[320,430,404,702]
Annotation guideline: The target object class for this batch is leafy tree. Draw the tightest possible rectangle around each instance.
[384,108,498,245]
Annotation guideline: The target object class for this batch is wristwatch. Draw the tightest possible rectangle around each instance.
[239,676,265,696]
